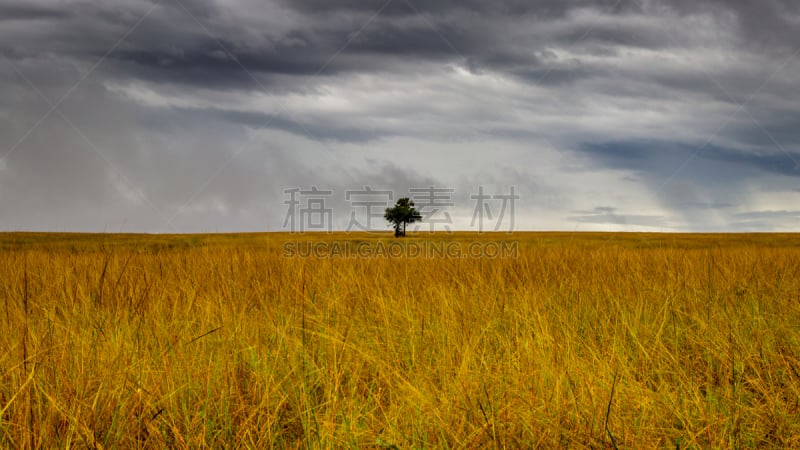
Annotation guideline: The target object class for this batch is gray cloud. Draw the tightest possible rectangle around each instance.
[279,0,635,18]
[0,3,72,21]
[569,206,666,228]
[728,210,800,231]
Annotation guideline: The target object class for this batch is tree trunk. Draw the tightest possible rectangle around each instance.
[394,223,400,237]
[402,221,406,237]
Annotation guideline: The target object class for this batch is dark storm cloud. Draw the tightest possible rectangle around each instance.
[1,0,793,95]
[581,141,800,178]
[577,141,694,176]
[0,1,671,86]
[280,0,800,54]
[704,148,800,177]
[281,0,646,20]
[2,0,797,82]
[0,3,72,21]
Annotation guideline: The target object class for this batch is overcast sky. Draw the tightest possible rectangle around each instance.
[1,0,799,232]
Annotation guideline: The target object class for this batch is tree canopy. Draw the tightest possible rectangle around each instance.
[384,198,422,237]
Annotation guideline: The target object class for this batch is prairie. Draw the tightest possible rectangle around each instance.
[1,232,800,448]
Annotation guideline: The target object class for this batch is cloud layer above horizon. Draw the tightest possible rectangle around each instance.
[1,0,799,232]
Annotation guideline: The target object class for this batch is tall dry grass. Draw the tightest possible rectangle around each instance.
[1,232,800,448]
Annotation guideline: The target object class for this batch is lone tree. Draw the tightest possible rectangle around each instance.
[384,197,422,237]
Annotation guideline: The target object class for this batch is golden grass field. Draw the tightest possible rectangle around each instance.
[1,231,800,448]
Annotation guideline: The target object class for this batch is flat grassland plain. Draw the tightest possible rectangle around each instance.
[1,232,800,448]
